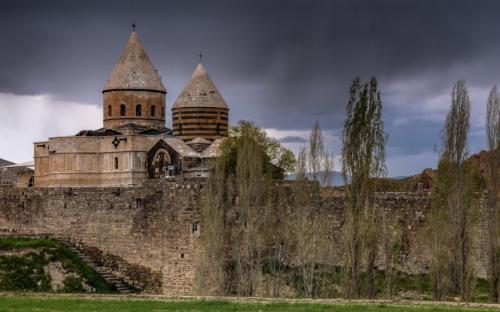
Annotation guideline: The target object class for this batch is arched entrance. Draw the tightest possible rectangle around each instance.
[151,149,171,178]
[147,140,179,179]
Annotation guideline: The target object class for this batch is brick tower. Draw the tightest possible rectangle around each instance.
[103,32,167,129]
[172,63,229,141]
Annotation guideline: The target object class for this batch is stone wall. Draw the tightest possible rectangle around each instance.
[0,179,203,295]
[0,181,493,295]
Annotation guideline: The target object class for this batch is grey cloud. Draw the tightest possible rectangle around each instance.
[279,136,308,143]
[0,0,498,174]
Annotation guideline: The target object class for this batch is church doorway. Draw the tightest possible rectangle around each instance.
[147,140,179,179]
[150,149,172,178]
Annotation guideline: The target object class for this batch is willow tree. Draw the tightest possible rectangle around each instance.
[341,77,386,298]
[486,86,500,302]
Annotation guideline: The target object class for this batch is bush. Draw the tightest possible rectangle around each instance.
[61,276,86,293]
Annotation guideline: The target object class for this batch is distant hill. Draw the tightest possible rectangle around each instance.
[285,171,411,186]
[286,150,497,191]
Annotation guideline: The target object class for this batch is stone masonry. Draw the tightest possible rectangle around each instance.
[0,181,493,295]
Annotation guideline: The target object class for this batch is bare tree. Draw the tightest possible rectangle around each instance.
[292,147,317,298]
[290,121,334,298]
[341,77,387,298]
[197,159,230,295]
[429,158,454,300]
[486,86,500,302]
[381,209,402,299]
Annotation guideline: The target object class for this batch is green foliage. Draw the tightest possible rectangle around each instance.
[0,253,51,292]
[222,120,296,176]
[61,276,86,293]
[0,237,117,293]
[0,237,56,250]
[341,77,387,299]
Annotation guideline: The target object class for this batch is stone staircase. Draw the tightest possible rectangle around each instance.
[58,239,136,294]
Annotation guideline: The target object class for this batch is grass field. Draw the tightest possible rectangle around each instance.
[0,295,498,312]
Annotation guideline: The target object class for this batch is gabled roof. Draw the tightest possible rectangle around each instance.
[162,138,199,158]
[1,161,34,169]
[104,32,166,93]
[76,128,123,136]
[172,63,229,109]
[0,158,15,168]
[201,138,224,158]
[187,137,211,145]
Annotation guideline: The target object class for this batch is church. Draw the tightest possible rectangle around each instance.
[33,31,229,187]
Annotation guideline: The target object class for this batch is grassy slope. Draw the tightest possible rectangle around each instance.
[0,237,117,293]
[0,295,498,312]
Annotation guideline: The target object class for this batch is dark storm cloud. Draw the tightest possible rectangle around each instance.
[0,0,499,175]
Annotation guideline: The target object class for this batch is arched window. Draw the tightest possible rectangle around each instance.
[120,104,126,116]
[114,157,119,169]
[151,105,156,117]
[136,104,142,116]
[108,105,112,117]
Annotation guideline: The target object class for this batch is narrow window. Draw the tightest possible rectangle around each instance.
[108,105,112,117]
[192,223,200,237]
[120,104,126,116]
[136,104,142,116]
[114,157,119,169]
[161,107,165,117]
[151,105,156,117]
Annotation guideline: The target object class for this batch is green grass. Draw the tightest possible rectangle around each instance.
[0,295,498,312]
[0,237,117,293]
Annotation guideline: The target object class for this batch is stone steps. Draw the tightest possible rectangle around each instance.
[57,239,136,294]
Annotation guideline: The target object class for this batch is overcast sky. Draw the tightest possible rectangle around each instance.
[0,0,499,176]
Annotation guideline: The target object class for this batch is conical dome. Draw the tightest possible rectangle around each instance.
[172,63,228,109]
[171,63,229,141]
[104,32,166,92]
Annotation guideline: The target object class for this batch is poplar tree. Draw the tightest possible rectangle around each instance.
[431,80,481,301]
[486,86,500,302]
[341,77,386,298]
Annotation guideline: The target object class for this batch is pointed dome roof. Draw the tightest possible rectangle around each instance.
[172,63,228,109]
[104,32,166,93]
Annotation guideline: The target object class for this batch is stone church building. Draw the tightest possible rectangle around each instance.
[33,31,229,187]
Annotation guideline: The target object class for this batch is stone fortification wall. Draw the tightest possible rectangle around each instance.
[0,182,492,295]
[0,180,203,295]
